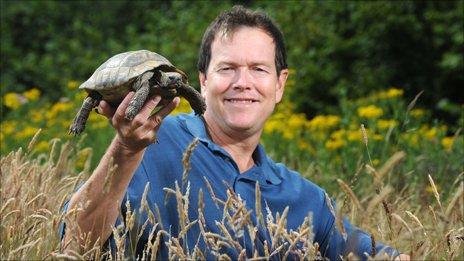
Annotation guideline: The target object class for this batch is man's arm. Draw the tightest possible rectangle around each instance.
[62,92,179,252]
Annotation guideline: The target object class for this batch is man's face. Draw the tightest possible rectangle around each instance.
[200,26,288,136]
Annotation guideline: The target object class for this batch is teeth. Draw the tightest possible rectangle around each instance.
[226,99,254,103]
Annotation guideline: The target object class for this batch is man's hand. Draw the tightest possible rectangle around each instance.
[98,92,180,153]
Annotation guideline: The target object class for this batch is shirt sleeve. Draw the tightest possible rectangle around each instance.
[316,195,400,260]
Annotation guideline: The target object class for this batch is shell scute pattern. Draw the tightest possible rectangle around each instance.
[69,50,206,135]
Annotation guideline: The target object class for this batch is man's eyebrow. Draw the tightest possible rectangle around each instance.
[216,61,272,67]
[216,61,237,66]
[249,61,272,67]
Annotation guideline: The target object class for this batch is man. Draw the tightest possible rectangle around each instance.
[62,6,408,260]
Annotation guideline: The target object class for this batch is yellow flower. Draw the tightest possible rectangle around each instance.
[288,114,307,129]
[385,88,404,98]
[76,148,92,169]
[357,105,383,119]
[373,134,383,141]
[426,184,440,194]
[307,115,341,130]
[60,119,73,129]
[401,132,420,147]
[377,119,398,130]
[47,101,73,120]
[67,80,80,89]
[3,92,23,109]
[15,126,39,140]
[264,119,280,134]
[173,98,193,114]
[22,88,41,101]
[347,129,362,142]
[298,140,309,150]
[330,129,346,140]
[86,113,109,129]
[441,136,454,151]
[325,138,345,150]
[29,110,44,123]
[1,120,16,135]
[75,91,88,101]
[282,128,295,140]
[372,159,380,166]
[424,127,437,140]
[410,109,425,118]
[34,141,49,152]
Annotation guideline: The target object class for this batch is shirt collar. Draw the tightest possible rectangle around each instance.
[181,113,282,185]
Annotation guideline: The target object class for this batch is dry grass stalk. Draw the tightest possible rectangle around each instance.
[255,182,265,228]
[27,128,42,152]
[102,156,117,194]
[446,182,463,217]
[406,91,424,114]
[182,138,200,191]
[428,174,443,211]
[337,178,362,211]
[391,213,413,235]
[361,124,368,146]
[377,151,406,180]
[405,211,426,236]
[1,134,463,260]
[366,186,392,216]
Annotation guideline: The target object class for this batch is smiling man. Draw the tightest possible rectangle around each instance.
[62,6,408,260]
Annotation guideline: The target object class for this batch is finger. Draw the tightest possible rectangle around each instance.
[134,97,179,136]
[148,97,180,126]
[97,100,116,119]
[113,92,135,122]
[138,95,162,120]
[141,129,158,144]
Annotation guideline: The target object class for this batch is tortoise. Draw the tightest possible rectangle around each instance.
[69,50,206,135]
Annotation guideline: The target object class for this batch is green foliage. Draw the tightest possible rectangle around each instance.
[1,1,230,100]
[262,1,463,121]
[1,1,462,122]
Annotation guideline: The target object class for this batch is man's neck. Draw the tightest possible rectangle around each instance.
[203,117,261,173]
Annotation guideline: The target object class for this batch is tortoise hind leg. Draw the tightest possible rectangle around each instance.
[177,84,206,115]
[125,71,154,120]
[69,91,102,135]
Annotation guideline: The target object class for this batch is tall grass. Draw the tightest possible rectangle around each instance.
[1,132,463,260]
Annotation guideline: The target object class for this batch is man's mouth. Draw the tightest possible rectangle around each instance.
[224,98,258,103]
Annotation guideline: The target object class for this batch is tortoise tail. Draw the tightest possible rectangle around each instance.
[177,84,206,115]
[69,91,102,135]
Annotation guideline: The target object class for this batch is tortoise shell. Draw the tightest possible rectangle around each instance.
[79,50,187,104]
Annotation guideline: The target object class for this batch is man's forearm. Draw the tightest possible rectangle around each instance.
[63,136,145,251]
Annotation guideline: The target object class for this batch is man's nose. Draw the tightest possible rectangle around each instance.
[232,68,251,90]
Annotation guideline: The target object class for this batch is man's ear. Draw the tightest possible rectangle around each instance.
[275,69,288,104]
[199,72,207,98]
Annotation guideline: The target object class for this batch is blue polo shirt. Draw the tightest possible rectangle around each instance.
[61,113,399,260]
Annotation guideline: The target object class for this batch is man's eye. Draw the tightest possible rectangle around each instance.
[220,67,233,71]
[254,67,268,73]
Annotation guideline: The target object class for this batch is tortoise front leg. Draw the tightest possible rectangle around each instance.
[177,84,206,115]
[125,71,154,120]
[69,91,102,135]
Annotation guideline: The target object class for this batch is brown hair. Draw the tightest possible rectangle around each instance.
[197,5,287,75]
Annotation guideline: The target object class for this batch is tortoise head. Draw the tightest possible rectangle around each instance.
[159,71,184,89]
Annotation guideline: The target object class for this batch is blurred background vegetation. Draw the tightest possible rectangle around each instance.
[1,1,463,197]
[1,1,462,120]
[1,2,463,259]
